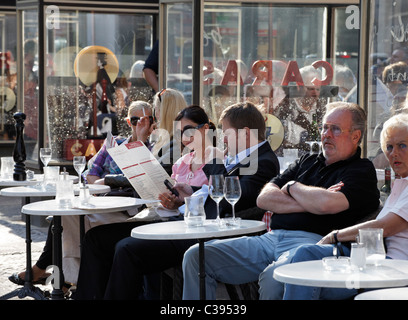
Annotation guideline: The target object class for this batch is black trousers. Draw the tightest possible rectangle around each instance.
[74,219,196,300]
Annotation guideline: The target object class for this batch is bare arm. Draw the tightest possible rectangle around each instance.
[257,181,349,215]
[320,213,408,244]
[257,182,306,213]
[86,174,104,185]
[143,68,159,92]
[285,181,349,215]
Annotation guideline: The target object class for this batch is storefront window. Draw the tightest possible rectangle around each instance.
[0,11,17,143]
[366,0,408,173]
[43,9,155,163]
[163,2,359,158]
[21,8,39,160]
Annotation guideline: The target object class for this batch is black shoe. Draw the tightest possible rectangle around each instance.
[8,272,49,286]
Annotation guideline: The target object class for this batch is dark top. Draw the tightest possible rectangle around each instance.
[143,40,159,75]
[202,142,280,219]
[270,147,380,236]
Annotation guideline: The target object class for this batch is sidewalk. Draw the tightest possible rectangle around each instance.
[0,194,48,299]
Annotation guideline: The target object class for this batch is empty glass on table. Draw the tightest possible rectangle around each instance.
[73,156,86,185]
[208,174,224,224]
[224,176,241,224]
[40,148,52,167]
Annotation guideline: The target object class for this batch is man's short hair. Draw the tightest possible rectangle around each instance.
[219,102,266,141]
[325,101,367,143]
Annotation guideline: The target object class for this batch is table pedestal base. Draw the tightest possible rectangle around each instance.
[0,214,47,300]
[0,283,46,300]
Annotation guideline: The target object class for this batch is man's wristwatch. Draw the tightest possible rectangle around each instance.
[286,180,297,197]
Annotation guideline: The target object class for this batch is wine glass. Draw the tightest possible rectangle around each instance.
[223,176,241,223]
[208,175,225,224]
[73,156,86,185]
[40,148,52,167]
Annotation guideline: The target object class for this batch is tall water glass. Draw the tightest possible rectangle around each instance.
[184,196,206,227]
[358,228,386,266]
[1,157,14,180]
[73,156,86,185]
[224,176,241,222]
[350,242,366,271]
[55,178,74,209]
[209,174,224,224]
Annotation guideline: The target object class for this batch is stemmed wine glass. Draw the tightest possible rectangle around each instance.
[208,174,225,224]
[223,176,242,223]
[73,156,86,185]
[40,148,52,167]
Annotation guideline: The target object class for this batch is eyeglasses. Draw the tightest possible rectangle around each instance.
[319,123,353,137]
[129,115,155,126]
[158,88,167,102]
[181,123,206,138]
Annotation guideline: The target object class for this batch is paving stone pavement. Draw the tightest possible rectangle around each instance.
[0,194,49,299]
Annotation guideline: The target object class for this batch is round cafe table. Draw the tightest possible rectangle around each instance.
[0,174,78,187]
[131,219,266,300]
[273,259,408,289]
[18,197,156,300]
[354,287,408,300]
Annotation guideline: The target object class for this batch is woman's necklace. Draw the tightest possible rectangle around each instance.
[186,152,196,182]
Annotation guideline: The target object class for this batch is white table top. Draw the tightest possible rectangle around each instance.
[131,219,266,241]
[0,184,110,197]
[21,196,158,216]
[273,259,408,289]
[0,174,78,187]
[354,287,408,300]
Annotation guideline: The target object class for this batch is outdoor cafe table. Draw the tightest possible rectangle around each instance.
[0,174,78,187]
[273,259,408,290]
[1,196,155,300]
[354,287,408,300]
[131,219,266,300]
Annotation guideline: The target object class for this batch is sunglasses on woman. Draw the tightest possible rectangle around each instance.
[129,115,155,126]
[181,123,206,138]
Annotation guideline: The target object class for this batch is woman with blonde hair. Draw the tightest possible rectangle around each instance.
[151,88,188,174]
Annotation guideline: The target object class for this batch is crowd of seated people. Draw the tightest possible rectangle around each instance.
[9,83,408,301]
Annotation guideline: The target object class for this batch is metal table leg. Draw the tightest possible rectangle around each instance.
[0,212,46,300]
[50,216,65,300]
[198,239,206,300]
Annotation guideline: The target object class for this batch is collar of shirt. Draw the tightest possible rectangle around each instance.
[225,140,266,170]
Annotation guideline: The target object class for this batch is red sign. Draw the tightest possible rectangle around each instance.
[64,139,104,161]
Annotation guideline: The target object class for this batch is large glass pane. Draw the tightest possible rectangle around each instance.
[366,1,408,161]
[366,0,408,179]
[164,2,193,104]
[45,8,154,163]
[0,12,17,143]
[163,3,360,160]
[332,7,359,103]
[22,9,39,161]
[202,4,334,158]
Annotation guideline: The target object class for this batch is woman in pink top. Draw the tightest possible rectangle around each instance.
[159,105,216,209]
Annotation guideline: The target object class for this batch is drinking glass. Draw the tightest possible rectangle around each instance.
[40,148,52,167]
[208,175,224,224]
[224,176,241,222]
[73,156,86,185]
[350,242,366,271]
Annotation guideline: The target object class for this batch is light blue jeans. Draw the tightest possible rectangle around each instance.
[182,229,322,300]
